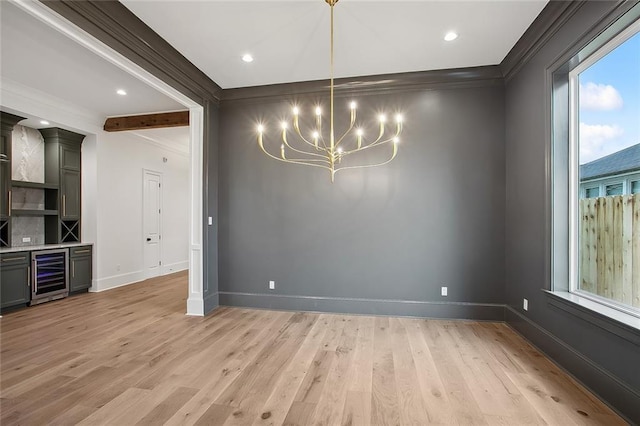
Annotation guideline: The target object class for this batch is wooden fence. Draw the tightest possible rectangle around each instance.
[580,194,640,308]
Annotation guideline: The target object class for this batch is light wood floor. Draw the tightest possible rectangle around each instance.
[0,271,625,425]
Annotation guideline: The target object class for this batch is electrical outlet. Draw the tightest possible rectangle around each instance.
[208,216,213,226]
[523,298,529,311]
[116,264,121,272]
[22,237,31,243]
[441,286,448,297]
[269,281,275,290]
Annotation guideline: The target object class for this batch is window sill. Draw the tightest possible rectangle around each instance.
[544,290,640,346]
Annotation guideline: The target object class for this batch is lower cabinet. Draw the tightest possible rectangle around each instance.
[69,246,92,293]
[0,252,30,310]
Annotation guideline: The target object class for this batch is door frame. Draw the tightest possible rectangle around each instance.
[142,169,163,279]
[14,0,206,315]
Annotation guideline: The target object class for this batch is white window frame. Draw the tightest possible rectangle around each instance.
[568,19,640,318]
[580,172,640,198]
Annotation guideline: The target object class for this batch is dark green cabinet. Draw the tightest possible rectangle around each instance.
[0,252,30,310]
[69,246,92,292]
[61,169,81,220]
[60,143,81,171]
[41,128,85,243]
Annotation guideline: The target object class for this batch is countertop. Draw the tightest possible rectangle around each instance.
[0,242,93,254]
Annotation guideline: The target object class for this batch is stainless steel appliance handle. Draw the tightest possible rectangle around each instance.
[32,260,38,294]
[74,249,91,254]
[2,256,26,262]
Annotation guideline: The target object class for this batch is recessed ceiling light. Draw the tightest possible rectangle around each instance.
[444,31,458,42]
[40,120,50,125]
[116,89,127,96]
[242,54,254,63]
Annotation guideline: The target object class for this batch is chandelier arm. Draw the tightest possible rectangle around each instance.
[276,157,333,170]
[259,140,331,169]
[334,143,398,174]
[293,119,329,152]
[360,121,386,148]
[292,118,317,147]
[282,130,327,159]
[341,135,396,156]
[343,122,401,154]
[334,112,357,148]
[284,158,331,164]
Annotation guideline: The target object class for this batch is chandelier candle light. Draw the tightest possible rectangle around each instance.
[257,0,404,183]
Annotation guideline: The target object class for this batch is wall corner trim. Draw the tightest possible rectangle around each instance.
[500,1,586,81]
[203,291,220,315]
[505,306,640,424]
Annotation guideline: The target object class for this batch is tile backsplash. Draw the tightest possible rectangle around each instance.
[11,125,46,246]
[11,187,45,210]
[12,124,44,183]
[11,217,45,247]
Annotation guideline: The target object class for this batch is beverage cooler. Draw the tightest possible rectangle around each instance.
[31,249,69,305]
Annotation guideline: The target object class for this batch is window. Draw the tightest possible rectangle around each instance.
[551,4,640,326]
[584,187,600,198]
[605,183,623,196]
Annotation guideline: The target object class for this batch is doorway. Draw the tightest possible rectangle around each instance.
[11,1,206,315]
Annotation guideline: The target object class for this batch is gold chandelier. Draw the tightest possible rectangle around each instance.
[257,0,403,182]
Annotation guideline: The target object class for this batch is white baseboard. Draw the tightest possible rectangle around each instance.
[91,270,146,292]
[91,262,189,293]
[162,260,188,275]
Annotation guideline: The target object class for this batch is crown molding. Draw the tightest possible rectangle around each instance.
[221,65,504,105]
[501,1,586,82]
[40,0,222,104]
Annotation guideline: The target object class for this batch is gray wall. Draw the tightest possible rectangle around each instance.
[218,84,505,319]
[505,1,640,422]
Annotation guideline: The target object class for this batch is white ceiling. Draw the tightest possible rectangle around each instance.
[122,0,548,89]
[0,1,184,117]
[1,0,547,152]
[0,1,189,148]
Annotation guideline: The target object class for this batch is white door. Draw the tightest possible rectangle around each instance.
[143,170,162,279]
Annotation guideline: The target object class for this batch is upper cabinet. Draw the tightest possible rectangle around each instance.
[60,169,81,220]
[40,128,85,242]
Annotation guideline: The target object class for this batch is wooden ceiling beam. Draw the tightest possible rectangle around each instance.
[104,111,189,132]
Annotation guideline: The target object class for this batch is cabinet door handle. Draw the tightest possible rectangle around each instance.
[8,190,11,217]
[72,260,75,278]
[2,256,26,262]
[74,249,91,254]
[62,194,66,217]
[27,266,30,287]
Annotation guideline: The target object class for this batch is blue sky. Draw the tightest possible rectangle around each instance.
[578,31,640,165]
